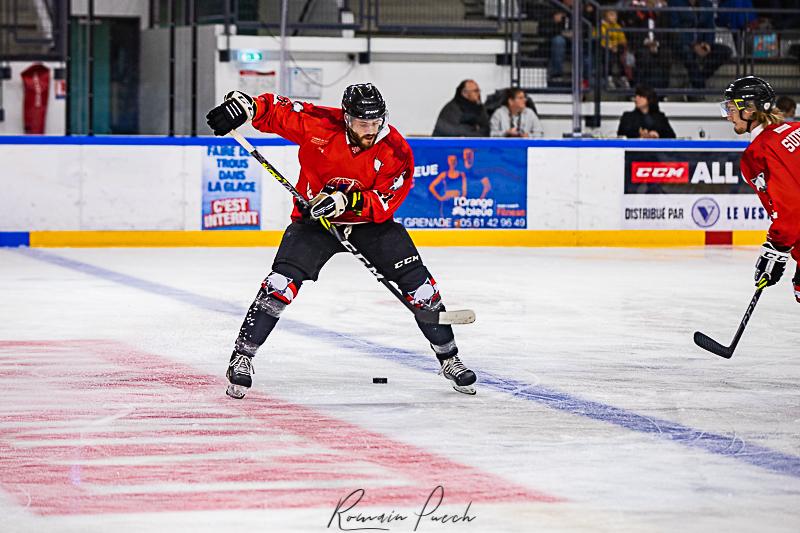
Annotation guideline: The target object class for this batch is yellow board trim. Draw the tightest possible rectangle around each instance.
[30,231,285,247]
[731,230,767,246]
[408,230,706,247]
[22,229,768,248]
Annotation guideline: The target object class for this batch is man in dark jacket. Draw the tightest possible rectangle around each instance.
[432,79,490,137]
[617,85,676,138]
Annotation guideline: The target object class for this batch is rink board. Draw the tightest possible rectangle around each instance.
[1,136,769,247]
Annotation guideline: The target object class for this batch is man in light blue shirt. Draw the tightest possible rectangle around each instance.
[489,88,544,138]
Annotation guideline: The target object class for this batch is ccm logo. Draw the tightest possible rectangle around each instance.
[394,255,419,269]
[631,162,689,183]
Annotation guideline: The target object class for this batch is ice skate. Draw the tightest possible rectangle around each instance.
[226,352,254,399]
[439,355,477,395]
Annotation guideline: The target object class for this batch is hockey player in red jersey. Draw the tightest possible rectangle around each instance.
[206,84,477,397]
[720,76,800,303]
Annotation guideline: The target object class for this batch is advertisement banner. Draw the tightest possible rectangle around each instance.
[622,194,771,230]
[395,145,527,229]
[202,144,261,230]
[623,149,768,230]
[624,150,750,194]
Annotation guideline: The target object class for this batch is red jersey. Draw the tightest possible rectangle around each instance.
[251,93,414,224]
[739,122,800,249]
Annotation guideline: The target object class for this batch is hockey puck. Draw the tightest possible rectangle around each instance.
[372,377,388,384]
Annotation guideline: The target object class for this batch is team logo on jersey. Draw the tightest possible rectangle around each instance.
[375,191,395,210]
[374,158,383,172]
[389,171,406,191]
[325,177,364,193]
[750,171,767,192]
[691,197,721,228]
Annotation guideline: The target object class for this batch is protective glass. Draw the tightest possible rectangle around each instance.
[718,98,747,117]
[345,114,384,131]
[344,115,386,138]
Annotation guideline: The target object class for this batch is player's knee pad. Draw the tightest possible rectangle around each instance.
[255,271,301,317]
[405,276,443,311]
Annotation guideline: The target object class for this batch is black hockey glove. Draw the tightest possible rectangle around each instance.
[206,91,256,136]
[754,241,790,287]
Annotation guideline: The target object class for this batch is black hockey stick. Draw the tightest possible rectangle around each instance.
[230,130,475,325]
[693,277,768,359]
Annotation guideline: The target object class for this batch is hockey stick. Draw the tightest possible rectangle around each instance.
[693,277,768,359]
[229,129,475,325]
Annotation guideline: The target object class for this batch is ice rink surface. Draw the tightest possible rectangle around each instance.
[1,245,798,533]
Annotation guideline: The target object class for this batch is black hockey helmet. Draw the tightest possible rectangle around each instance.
[342,83,386,121]
[720,76,776,117]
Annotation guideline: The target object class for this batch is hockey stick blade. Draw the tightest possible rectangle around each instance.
[414,308,476,325]
[437,309,476,325]
[692,281,766,360]
[693,331,733,359]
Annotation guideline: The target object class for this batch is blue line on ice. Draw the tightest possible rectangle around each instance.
[19,248,800,480]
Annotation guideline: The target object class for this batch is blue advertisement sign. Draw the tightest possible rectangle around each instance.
[202,145,261,230]
[395,145,527,229]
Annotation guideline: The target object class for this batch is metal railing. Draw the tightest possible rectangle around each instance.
[150,0,514,37]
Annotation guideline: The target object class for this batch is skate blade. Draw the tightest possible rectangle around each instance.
[226,383,249,399]
[452,384,476,395]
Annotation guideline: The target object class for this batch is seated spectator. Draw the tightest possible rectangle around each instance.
[622,0,670,89]
[776,96,796,119]
[490,88,544,138]
[600,9,633,88]
[432,79,490,137]
[484,86,539,118]
[617,85,676,138]
[670,0,732,90]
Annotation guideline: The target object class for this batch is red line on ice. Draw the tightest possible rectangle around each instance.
[0,340,559,515]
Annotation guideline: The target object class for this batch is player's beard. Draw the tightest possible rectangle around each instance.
[349,129,376,150]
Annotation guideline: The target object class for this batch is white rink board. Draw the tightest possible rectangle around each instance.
[1,140,760,233]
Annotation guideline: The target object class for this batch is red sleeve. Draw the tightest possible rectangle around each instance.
[251,93,338,145]
[742,141,800,249]
[739,149,758,188]
[763,150,800,248]
[359,138,414,224]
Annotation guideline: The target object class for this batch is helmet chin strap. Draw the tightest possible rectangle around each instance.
[738,109,754,133]
[345,127,357,145]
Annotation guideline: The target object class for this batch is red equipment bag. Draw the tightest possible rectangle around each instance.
[21,64,50,134]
